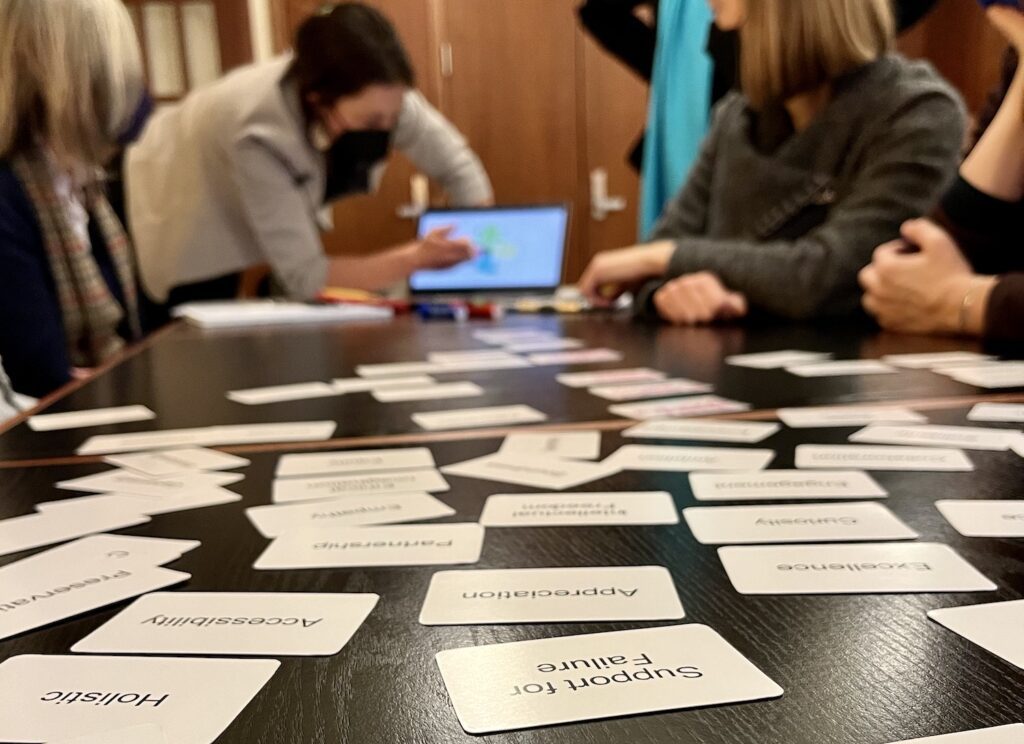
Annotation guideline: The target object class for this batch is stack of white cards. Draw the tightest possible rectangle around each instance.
[35,447,251,522]
[27,405,156,432]
[0,534,197,641]
[440,431,617,490]
[77,421,338,456]
[726,350,832,369]
[271,447,449,503]
[255,447,484,569]
[227,375,435,405]
[932,361,1024,389]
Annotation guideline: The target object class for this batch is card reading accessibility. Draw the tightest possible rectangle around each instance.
[72,592,379,657]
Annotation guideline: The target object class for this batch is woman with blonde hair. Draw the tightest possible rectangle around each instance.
[578,0,965,326]
[0,0,149,397]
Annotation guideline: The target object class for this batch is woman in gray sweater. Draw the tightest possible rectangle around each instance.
[578,0,965,325]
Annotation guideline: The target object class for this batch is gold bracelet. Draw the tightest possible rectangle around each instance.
[958,278,988,334]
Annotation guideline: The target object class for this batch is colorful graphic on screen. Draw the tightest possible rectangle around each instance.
[410,206,568,292]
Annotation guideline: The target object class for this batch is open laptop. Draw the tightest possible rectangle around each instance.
[409,204,571,304]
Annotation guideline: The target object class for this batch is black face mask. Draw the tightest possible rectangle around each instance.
[322,129,393,204]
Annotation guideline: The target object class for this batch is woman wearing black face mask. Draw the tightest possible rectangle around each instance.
[127,2,492,310]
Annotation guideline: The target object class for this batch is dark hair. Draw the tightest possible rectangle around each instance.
[292,2,414,106]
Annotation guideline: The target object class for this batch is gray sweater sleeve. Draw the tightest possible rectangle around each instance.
[644,89,965,320]
[393,91,494,207]
[231,140,329,302]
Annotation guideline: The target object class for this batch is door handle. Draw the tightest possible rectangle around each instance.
[590,168,627,221]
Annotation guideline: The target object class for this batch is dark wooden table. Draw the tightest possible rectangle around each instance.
[1,316,1023,743]
[0,316,1019,464]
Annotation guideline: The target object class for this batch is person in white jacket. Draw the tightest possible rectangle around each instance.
[126,2,493,307]
[0,356,32,425]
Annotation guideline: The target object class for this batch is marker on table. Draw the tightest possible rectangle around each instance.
[415,302,470,322]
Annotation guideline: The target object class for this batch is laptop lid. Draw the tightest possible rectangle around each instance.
[409,204,570,295]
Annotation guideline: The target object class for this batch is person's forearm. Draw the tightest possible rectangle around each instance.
[961,64,1024,202]
[326,244,418,292]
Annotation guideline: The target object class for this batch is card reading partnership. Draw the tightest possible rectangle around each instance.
[420,567,684,625]
[435,624,782,734]
[254,523,485,569]
[719,543,996,594]
[72,592,379,657]
[0,654,278,744]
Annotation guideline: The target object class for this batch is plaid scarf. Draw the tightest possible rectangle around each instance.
[11,150,141,368]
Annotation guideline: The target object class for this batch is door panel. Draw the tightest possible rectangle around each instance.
[440,0,583,280]
[576,27,649,281]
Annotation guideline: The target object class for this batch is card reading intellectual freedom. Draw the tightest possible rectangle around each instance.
[419,566,684,625]
[435,624,783,734]
[478,492,679,527]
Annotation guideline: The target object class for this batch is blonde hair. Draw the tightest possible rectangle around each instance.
[740,0,895,111]
[0,0,144,167]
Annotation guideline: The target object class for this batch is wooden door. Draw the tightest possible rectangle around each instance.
[124,0,252,103]
[575,27,649,281]
[439,0,584,278]
[273,0,445,257]
[899,0,1007,116]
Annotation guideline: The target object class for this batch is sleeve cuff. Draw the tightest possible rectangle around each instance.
[984,273,1024,341]
[940,176,1019,235]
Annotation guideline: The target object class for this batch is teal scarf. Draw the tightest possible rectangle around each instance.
[639,0,714,238]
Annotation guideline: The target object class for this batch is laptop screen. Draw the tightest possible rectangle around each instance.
[409,205,569,294]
